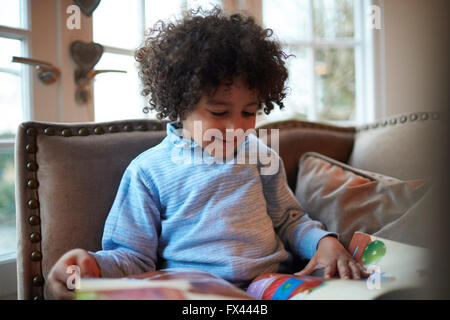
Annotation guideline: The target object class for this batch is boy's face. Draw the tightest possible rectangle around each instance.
[182,77,259,158]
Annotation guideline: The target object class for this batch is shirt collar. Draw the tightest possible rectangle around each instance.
[166,121,201,149]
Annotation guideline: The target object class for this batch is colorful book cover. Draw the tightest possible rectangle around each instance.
[75,268,253,300]
[75,232,430,300]
[246,232,430,300]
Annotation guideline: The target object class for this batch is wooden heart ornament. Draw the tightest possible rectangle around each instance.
[73,0,101,16]
[70,40,103,82]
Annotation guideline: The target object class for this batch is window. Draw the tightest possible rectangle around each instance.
[0,0,30,259]
[93,0,222,122]
[259,0,370,125]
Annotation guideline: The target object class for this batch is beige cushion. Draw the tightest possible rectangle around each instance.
[295,152,430,247]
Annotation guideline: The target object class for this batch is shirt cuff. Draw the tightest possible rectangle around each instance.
[88,251,121,278]
[298,228,339,260]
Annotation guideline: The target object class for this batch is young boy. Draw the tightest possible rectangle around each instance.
[48,7,368,299]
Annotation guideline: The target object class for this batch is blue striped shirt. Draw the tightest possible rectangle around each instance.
[92,121,333,286]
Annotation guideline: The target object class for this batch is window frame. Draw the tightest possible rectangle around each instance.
[92,0,147,122]
[0,0,32,299]
[258,0,384,127]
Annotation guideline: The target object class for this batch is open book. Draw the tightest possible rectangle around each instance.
[75,232,430,300]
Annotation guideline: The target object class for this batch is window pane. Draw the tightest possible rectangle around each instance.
[263,0,311,43]
[315,48,355,121]
[0,38,23,137]
[0,149,16,256]
[0,0,26,29]
[313,0,354,39]
[94,52,152,122]
[93,0,142,49]
[145,0,184,29]
[283,46,312,118]
[186,0,222,10]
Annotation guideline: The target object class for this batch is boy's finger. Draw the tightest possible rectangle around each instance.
[355,262,370,277]
[294,259,316,276]
[324,264,336,279]
[348,261,361,280]
[337,259,351,279]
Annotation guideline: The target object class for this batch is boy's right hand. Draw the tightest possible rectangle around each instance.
[47,248,100,300]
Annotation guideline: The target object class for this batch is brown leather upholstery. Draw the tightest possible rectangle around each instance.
[257,121,355,191]
[14,118,355,299]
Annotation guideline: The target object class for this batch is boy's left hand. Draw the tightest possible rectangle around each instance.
[295,236,370,280]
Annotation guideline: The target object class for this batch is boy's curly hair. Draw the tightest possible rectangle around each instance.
[135,6,290,121]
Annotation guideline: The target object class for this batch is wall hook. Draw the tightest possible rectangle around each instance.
[70,40,126,104]
[12,56,61,84]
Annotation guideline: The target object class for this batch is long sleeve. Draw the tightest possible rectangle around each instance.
[259,150,337,260]
[90,161,161,278]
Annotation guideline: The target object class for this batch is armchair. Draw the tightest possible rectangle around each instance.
[15,111,443,299]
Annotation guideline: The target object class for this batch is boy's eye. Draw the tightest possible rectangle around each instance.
[242,111,256,117]
[210,111,227,117]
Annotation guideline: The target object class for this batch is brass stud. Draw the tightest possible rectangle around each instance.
[25,144,37,153]
[29,215,40,226]
[26,128,37,137]
[371,122,379,129]
[27,179,39,189]
[32,274,44,287]
[431,112,439,120]
[410,113,418,121]
[94,126,104,135]
[44,127,55,136]
[421,113,429,120]
[30,251,42,261]
[26,161,39,171]
[27,199,39,210]
[400,115,407,123]
[33,295,42,300]
[61,129,72,137]
[108,125,119,133]
[30,232,41,243]
[123,124,133,132]
[389,118,397,125]
[137,124,148,131]
[78,127,89,136]
[381,120,388,126]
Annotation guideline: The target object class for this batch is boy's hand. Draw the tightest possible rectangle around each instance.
[295,236,370,280]
[47,249,100,300]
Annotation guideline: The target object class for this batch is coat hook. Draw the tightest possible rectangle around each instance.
[70,40,126,104]
[12,56,61,84]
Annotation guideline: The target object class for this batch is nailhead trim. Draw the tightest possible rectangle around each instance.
[30,232,41,243]
[256,120,355,133]
[27,179,39,189]
[29,215,40,226]
[44,127,55,136]
[108,125,119,133]
[26,161,39,172]
[356,111,441,132]
[61,129,72,137]
[30,250,42,262]
[22,125,44,300]
[78,127,89,136]
[32,275,44,287]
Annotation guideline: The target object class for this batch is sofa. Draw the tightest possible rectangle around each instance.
[14,110,445,300]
